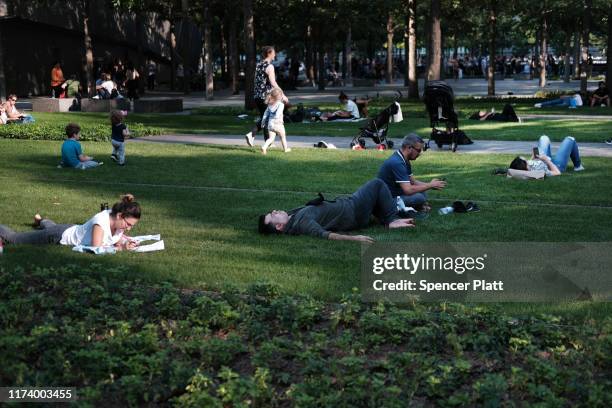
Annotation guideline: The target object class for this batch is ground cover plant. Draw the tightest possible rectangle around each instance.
[17,97,612,143]
[1,264,610,407]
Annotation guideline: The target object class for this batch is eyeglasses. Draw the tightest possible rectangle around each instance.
[123,218,136,228]
[410,146,422,153]
[9,98,16,102]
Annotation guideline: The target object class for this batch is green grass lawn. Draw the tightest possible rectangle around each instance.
[2,139,611,304]
[26,98,612,143]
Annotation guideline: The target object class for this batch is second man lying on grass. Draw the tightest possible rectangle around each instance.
[258,179,415,242]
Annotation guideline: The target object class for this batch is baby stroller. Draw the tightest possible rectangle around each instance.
[350,102,402,150]
[423,81,471,152]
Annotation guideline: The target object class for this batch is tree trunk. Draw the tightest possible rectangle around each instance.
[427,0,441,81]
[243,0,256,109]
[82,0,94,97]
[563,33,571,83]
[607,9,612,84]
[386,14,394,84]
[0,28,5,99]
[580,0,592,93]
[344,25,352,81]
[203,0,213,99]
[406,0,418,98]
[181,0,191,94]
[573,32,580,79]
[539,10,547,88]
[306,25,315,86]
[220,20,227,81]
[169,25,177,91]
[487,0,497,96]
[229,13,239,95]
[317,50,326,90]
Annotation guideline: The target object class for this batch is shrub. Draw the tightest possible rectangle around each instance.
[0,122,162,142]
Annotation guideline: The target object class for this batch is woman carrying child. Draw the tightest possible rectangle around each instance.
[110,110,130,166]
[0,194,141,250]
[261,88,291,155]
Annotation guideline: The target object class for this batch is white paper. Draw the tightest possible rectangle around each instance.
[132,240,165,253]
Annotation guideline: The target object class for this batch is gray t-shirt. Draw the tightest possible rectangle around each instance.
[284,199,357,239]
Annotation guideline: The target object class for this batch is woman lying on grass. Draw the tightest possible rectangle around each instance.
[0,194,140,250]
[509,135,585,177]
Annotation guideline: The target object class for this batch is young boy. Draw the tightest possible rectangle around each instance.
[110,110,130,165]
[60,123,102,169]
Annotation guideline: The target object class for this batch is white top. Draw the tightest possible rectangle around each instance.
[0,110,7,124]
[344,99,360,119]
[60,210,124,247]
[100,80,115,94]
[263,101,285,129]
[572,94,583,107]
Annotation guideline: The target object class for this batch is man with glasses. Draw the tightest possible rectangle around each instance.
[377,133,446,211]
[4,94,35,123]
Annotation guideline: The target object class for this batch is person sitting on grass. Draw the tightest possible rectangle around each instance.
[509,135,584,176]
[377,134,446,212]
[60,123,103,169]
[534,92,583,109]
[0,194,140,250]
[319,92,360,121]
[590,81,610,107]
[258,179,415,242]
[3,94,35,123]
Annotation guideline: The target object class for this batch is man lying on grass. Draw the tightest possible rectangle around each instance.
[258,179,415,242]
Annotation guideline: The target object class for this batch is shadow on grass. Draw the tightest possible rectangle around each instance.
[3,142,612,298]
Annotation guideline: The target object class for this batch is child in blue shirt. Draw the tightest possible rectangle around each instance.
[60,123,102,169]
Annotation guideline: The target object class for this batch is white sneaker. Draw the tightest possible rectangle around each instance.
[605,139,612,145]
[534,103,542,108]
[284,148,292,153]
[574,165,585,172]
[245,132,254,147]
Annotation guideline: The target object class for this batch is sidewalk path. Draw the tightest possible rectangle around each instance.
[132,134,612,158]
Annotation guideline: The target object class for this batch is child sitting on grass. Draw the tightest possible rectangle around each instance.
[60,123,102,169]
[110,110,130,166]
[261,88,290,155]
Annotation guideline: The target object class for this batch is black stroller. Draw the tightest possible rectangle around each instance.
[350,102,401,150]
[423,81,471,152]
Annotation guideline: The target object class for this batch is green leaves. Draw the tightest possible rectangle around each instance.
[1,264,610,406]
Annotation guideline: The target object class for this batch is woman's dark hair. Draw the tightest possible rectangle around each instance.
[258,214,278,235]
[338,91,349,101]
[261,46,275,58]
[111,194,141,219]
[509,156,528,171]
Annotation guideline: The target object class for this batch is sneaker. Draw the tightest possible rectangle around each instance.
[97,162,104,166]
[534,103,542,108]
[261,146,267,155]
[284,148,292,153]
[605,139,612,145]
[111,154,118,162]
[245,132,254,147]
[574,165,585,172]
